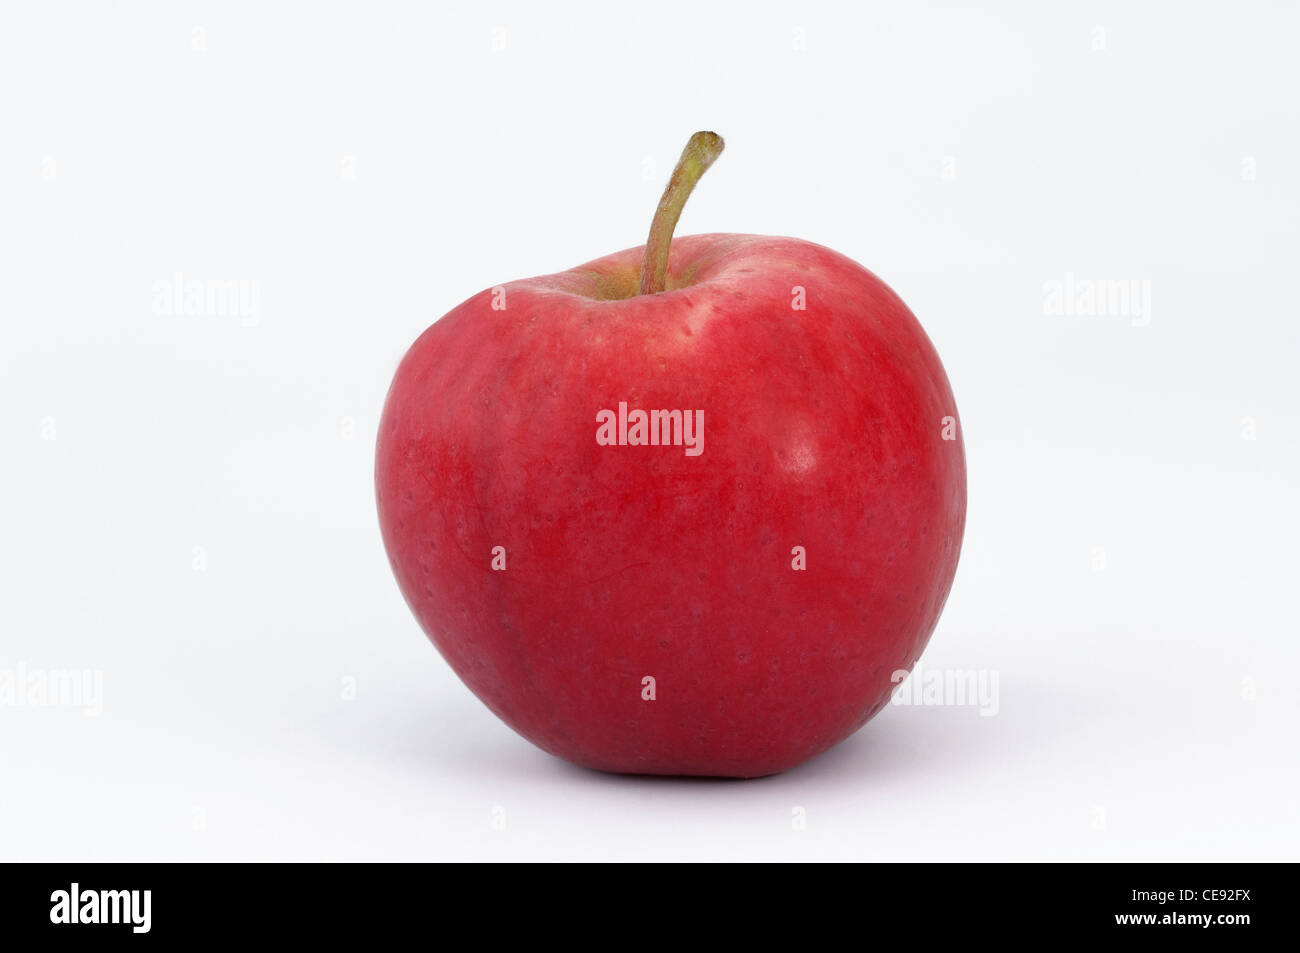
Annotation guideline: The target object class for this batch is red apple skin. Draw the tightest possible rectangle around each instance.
[376,234,965,778]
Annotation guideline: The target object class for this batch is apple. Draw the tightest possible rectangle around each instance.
[376,132,965,777]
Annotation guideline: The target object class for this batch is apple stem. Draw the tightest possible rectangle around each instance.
[638,131,725,295]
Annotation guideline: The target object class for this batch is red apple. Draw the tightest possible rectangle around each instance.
[376,132,965,777]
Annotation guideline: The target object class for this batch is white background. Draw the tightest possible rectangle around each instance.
[2,2,1296,861]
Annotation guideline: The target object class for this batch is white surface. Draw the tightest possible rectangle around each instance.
[1,1,1296,861]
